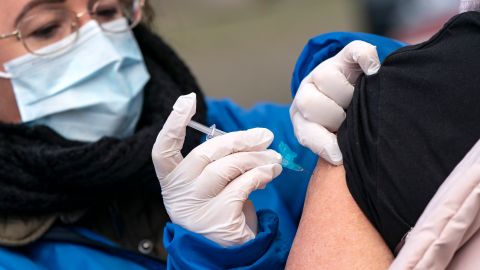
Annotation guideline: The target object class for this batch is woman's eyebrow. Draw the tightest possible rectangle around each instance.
[14,0,65,27]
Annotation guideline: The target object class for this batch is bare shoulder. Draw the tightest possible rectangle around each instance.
[286,159,393,270]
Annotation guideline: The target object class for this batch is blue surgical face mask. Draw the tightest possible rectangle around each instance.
[0,19,150,142]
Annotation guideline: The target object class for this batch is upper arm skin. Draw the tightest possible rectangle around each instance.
[286,159,393,269]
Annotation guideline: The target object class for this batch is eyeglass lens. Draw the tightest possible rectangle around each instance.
[18,0,142,55]
[93,0,142,32]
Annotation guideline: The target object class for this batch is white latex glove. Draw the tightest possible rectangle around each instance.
[152,93,283,247]
[290,40,381,165]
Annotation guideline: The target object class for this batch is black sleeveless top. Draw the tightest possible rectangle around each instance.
[338,11,480,251]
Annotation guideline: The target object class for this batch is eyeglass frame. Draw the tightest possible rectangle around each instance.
[0,0,145,54]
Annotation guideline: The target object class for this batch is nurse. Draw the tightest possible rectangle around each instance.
[0,0,320,269]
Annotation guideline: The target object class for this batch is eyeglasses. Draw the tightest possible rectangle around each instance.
[0,0,145,56]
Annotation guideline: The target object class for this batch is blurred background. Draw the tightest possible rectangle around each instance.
[150,0,460,107]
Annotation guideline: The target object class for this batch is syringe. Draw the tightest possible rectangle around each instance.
[188,120,226,140]
[187,120,305,172]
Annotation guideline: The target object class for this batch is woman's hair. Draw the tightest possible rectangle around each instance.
[143,1,156,27]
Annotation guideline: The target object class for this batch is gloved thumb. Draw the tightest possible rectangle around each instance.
[291,111,343,165]
[152,93,197,179]
[342,40,381,76]
[320,140,343,166]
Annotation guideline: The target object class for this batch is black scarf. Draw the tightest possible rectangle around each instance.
[0,25,207,216]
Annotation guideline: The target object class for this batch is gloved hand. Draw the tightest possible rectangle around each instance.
[152,93,283,247]
[290,40,380,165]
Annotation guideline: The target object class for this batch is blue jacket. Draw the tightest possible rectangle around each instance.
[0,32,405,270]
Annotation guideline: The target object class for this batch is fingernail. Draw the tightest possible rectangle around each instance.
[366,61,380,75]
[173,93,196,113]
[262,129,274,141]
[271,150,283,162]
[249,128,274,145]
[322,143,344,166]
[273,164,283,176]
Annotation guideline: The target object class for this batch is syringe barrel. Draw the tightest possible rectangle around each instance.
[188,120,212,135]
[188,120,226,139]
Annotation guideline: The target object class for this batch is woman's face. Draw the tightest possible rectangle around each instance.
[0,0,91,123]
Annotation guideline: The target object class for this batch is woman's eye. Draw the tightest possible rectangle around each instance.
[29,23,61,39]
[95,7,120,21]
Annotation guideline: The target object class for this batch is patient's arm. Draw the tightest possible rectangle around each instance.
[286,159,393,269]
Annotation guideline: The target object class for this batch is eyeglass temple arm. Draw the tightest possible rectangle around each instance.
[0,31,19,40]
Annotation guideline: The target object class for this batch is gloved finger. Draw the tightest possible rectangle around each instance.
[243,200,258,235]
[194,149,282,197]
[291,109,343,165]
[310,62,355,109]
[181,128,274,176]
[152,93,197,179]
[294,82,346,132]
[340,40,380,83]
[220,164,283,205]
